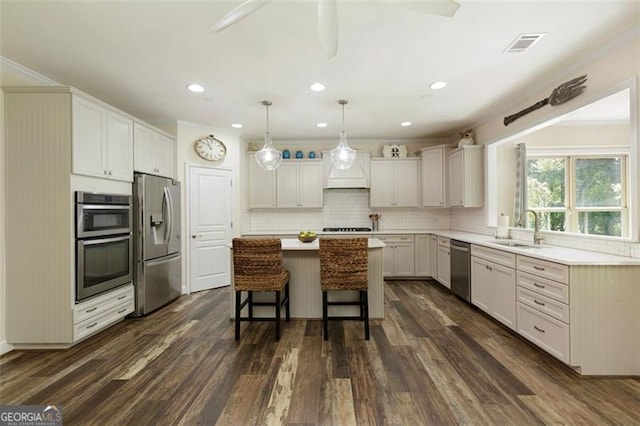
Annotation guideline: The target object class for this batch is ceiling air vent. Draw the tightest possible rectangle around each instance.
[503,33,546,53]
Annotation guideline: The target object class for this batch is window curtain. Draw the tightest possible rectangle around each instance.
[514,143,527,226]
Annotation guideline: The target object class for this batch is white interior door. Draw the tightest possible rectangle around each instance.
[189,166,232,292]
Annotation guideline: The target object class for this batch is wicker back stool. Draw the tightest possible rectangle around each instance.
[232,238,291,341]
[319,237,370,340]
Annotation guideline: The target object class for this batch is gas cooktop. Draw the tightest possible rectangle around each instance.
[322,227,372,232]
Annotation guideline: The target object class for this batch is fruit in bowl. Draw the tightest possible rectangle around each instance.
[298,230,317,243]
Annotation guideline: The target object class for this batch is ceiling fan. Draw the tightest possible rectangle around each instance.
[209,0,460,59]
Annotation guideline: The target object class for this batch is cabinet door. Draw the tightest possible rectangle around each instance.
[370,161,395,207]
[448,149,464,207]
[421,148,446,207]
[492,263,516,330]
[471,257,492,313]
[134,123,154,174]
[437,245,450,288]
[382,245,394,277]
[72,96,107,178]
[276,163,300,207]
[106,111,133,182]
[298,162,323,207]
[394,242,415,276]
[394,160,419,207]
[414,235,431,276]
[248,156,276,208]
[430,235,438,279]
[154,133,174,178]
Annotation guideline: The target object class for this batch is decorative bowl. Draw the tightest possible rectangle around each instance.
[298,235,317,243]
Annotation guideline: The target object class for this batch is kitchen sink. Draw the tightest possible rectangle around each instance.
[492,240,541,249]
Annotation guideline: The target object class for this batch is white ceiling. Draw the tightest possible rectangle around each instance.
[1,1,638,142]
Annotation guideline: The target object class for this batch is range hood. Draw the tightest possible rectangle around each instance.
[322,151,370,189]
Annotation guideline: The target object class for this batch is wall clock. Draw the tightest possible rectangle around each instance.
[194,134,226,161]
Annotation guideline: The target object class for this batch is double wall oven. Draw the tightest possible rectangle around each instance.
[75,192,133,302]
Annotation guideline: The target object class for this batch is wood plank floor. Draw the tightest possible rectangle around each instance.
[1,280,639,425]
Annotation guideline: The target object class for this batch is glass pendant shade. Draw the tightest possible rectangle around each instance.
[330,131,356,170]
[255,131,281,171]
[255,100,282,171]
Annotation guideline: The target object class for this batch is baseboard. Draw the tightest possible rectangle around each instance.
[0,340,14,356]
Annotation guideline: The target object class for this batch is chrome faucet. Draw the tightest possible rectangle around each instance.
[519,210,544,245]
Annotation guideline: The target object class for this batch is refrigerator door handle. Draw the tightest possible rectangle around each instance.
[163,186,172,246]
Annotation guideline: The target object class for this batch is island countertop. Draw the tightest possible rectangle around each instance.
[281,237,385,250]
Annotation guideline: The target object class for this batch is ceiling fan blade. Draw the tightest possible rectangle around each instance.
[318,0,338,59]
[209,0,270,33]
[382,0,460,18]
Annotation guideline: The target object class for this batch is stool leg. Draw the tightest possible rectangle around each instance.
[235,290,241,341]
[322,290,329,340]
[275,290,281,341]
[285,282,291,322]
[248,291,254,322]
[360,291,365,320]
[363,290,370,341]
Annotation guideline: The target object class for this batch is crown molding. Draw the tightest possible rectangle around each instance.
[0,56,59,86]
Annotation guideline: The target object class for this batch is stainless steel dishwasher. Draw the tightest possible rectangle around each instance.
[450,240,471,302]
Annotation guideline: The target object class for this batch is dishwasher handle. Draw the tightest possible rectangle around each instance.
[450,241,470,252]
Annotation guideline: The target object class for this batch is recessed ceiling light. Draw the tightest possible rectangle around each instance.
[309,82,326,92]
[429,81,447,90]
[316,122,328,128]
[400,121,412,127]
[187,83,204,93]
[231,123,243,129]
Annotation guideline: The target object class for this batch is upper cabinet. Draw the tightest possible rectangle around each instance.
[448,145,484,208]
[133,123,175,178]
[247,156,323,208]
[370,158,419,207]
[276,161,323,208]
[72,95,133,182]
[420,145,452,207]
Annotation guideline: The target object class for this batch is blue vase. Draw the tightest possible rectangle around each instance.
[295,150,303,159]
[308,151,316,159]
[282,149,290,159]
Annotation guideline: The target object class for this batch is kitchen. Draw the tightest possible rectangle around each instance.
[1,1,640,424]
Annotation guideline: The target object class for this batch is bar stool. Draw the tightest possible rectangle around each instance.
[319,237,369,340]
[232,238,290,341]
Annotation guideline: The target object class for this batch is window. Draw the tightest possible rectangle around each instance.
[526,154,627,237]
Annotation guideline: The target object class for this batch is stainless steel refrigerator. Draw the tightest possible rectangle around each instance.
[131,173,181,316]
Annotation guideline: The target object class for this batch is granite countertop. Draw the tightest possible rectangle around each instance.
[242,229,640,266]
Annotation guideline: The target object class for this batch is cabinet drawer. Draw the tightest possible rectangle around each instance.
[517,271,569,304]
[437,236,450,247]
[517,302,569,364]
[73,299,134,342]
[73,284,133,324]
[378,235,414,243]
[517,287,569,323]
[517,256,568,284]
[471,245,516,268]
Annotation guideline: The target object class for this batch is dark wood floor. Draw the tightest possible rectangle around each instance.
[1,280,639,425]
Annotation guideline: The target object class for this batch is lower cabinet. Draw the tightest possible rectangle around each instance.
[414,235,431,277]
[470,248,516,330]
[436,237,450,288]
[378,235,415,277]
[73,284,134,342]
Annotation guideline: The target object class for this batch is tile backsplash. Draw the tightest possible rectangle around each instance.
[249,189,451,231]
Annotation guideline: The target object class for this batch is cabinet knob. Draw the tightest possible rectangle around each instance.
[108,170,113,176]
[192,235,197,239]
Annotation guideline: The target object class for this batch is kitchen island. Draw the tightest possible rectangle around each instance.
[230,238,385,319]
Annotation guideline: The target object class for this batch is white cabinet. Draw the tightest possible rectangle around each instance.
[73,285,134,342]
[378,235,415,277]
[470,245,517,330]
[134,123,174,178]
[276,160,323,208]
[447,145,483,207]
[420,145,451,207]
[248,154,277,208]
[430,235,438,279]
[72,95,133,182]
[436,237,450,288]
[370,158,419,207]
[414,235,432,276]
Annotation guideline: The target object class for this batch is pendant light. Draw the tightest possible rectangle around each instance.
[255,100,282,171]
[330,99,357,170]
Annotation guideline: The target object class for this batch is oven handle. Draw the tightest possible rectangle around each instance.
[79,234,131,246]
[78,204,131,211]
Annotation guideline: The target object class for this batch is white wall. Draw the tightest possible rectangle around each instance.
[0,58,59,354]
